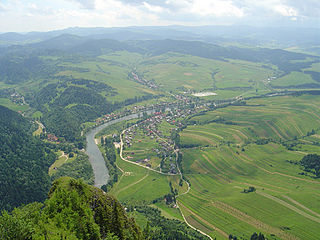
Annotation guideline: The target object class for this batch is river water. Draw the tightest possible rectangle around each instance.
[86,108,165,188]
[85,113,140,188]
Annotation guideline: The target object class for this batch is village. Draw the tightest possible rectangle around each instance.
[10,91,26,106]
[120,99,212,174]
[129,71,159,89]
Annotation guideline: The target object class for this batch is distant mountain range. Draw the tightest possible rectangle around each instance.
[0,25,319,49]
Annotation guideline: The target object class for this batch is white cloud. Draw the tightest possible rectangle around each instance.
[0,0,317,32]
[189,0,245,17]
[143,2,164,13]
[273,4,298,17]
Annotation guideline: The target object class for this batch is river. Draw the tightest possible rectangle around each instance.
[85,113,141,188]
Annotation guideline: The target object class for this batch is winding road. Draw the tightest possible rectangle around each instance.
[86,109,211,239]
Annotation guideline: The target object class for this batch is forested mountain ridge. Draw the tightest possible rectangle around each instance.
[0,105,56,211]
[0,35,318,86]
[0,26,319,48]
[0,177,143,240]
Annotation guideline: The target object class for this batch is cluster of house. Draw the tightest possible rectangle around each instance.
[10,92,26,105]
[135,158,152,168]
[130,71,158,89]
[122,112,176,167]
[47,133,59,142]
[95,89,220,127]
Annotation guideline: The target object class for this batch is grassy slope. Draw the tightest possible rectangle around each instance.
[178,95,320,239]
[138,53,275,93]
[272,71,315,86]
[0,98,29,112]
[109,153,187,220]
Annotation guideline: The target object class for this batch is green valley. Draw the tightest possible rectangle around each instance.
[0,26,320,240]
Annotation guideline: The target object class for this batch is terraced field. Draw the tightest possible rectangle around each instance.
[110,153,186,202]
[181,95,320,147]
[178,94,320,239]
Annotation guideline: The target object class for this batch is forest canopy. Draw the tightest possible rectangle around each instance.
[0,105,56,211]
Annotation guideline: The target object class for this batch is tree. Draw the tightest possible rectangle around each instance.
[250,232,265,240]
[300,154,320,177]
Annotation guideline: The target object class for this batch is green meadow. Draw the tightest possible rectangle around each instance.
[182,95,320,146]
[138,53,275,94]
[56,53,158,102]
[0,98,29,112]
[110,154,185,202]
[177,94,320,239]
[272,71,316,87]
[108,94,320,239]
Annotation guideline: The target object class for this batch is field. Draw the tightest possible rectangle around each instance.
[138,53,275,95]
[177,94,320,239]
[0,98,29,112]
[106,94,320,239]
[271,71,316,87]
[110,153,186,203]
[50,51,283,104]
[181,95,320,147]
[122,127,163,170]
[1,38,320,239]
[48,151,77,176]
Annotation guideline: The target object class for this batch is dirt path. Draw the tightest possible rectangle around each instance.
[265,120,284,139]
[282,195,320,218]
[212,201,299,240]
[240,153,320,184]
[202,154,232,183]
[60,152,69,162]
[181,132,217,146]
[189,130,224,139]
[115,173,149,195]
[178,201,227,239]
[228,128,249,139]
[257,191,320,224]
[119,125,213,239]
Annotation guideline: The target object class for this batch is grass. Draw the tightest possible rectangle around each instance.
[56,51,160,102]
[176,94,320,239]
[32,122,43,136]
[49,151,77,176]
[0,98,29,112]
[138,54,275,93]
[109,94,320,239]
[182,95,320,146]
[305,62,320,72]
[110,155,170,202]
[109,151,186,221]
[179,143,320,239]
[150,202,184,221]
[272,71,316,87]
[32,111,43,119]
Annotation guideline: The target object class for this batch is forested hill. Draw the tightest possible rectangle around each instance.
[0,105,56,211]
[0,177,143,240]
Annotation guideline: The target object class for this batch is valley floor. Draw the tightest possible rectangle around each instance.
[108,94,320,240]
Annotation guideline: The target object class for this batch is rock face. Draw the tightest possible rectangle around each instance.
[0,177,143,240]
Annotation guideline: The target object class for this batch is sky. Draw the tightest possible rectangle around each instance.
[0,0,319,32]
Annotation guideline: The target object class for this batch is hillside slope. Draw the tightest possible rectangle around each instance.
[0,177,143,240]
[0,105,56,211]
